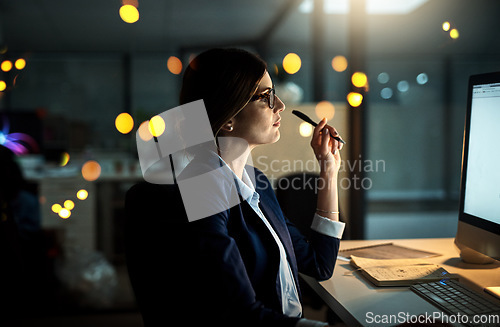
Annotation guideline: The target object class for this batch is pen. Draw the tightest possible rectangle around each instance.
[291,110,346,144]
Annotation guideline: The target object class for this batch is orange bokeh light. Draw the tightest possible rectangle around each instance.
[167,56,183,75]
[82,160,101,181]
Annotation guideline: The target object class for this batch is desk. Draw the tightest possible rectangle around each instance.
[302,238,500,326]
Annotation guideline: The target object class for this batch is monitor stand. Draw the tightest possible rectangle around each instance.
[454,239,496,264]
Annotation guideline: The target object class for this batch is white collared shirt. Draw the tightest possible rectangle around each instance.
[214,153,345,327]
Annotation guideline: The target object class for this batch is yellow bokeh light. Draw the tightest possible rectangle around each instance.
[119,4,139,24]
[58,208,71,219]
[315,101,335,120]
[347,92,363,107]
[167,56,183,75]
[148,116,166,137]
[299,122,313,138]
[282,53,302,74]
[352,72,368,88]
[15,58,26,70]
[450,28,459,39]
[52,203,62,214]
[115,112,134,134]
[1,60,12,72]
[332,55,348,72]
[0,81,6,92]
[82,160,101,182]
[77,189,89,200]
[64,200,75,211]
[138,121,153,141]
[60,152,70,167]
[442,21,451,32]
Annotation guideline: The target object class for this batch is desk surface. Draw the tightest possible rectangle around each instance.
[302,238,500,327]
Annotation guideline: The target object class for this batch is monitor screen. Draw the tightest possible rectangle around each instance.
[456,72,500,262]
[463,82,500,224]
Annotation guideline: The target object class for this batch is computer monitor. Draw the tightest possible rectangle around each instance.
[455,71,500,264]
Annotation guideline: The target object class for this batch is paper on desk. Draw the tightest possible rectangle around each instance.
[349,256,458,286]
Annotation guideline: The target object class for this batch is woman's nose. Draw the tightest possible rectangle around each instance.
[274,95,285,113]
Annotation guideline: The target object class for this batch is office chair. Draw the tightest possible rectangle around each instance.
[124,182,194,326]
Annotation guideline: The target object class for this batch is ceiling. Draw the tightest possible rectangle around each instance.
[0,0,500,57]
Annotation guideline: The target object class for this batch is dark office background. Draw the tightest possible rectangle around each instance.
[1,0,500,325]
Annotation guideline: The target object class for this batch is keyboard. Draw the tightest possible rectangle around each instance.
[411,279,500,326]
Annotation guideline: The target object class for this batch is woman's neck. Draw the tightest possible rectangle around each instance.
[217,137,255,180]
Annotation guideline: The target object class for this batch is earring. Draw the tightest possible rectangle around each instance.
[228,126,233,132]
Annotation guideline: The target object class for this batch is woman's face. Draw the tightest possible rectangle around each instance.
[229,71,285,148]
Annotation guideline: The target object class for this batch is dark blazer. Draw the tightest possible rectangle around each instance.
[125,161,340,327]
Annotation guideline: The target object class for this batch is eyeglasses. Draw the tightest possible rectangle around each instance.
[250,86,275,109]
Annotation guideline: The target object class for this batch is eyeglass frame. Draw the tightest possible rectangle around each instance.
[250,86,275,110]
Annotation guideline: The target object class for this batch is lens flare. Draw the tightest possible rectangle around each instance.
[82,160,101,181]
[119,4,139,24]
[442,21,451,32]
[60,152,70,166]
[331,55,348,72]
[138,121,153,141]
[282,53,301,74]
[77,189,89,200]
[347,92,363,107]
[15,59,26,70]
[1,60,12,72]
[450,28,459,39]
[148,116,165,137]
[315,101,335,120]
[0,81,6,92]
[352,72,368,88]
[167,56,183,75]
[52,203,62,213]
[115,112,134,134]
[58,208,71,219]
[299,122,313,137]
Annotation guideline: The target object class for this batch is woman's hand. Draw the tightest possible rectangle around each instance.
[310,118,343,177]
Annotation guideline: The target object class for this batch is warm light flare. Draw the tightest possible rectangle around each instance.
[115,112,134,134]
[347,92,363,107]
[52,204,62,214]
[167,56,183,75]
[77,189,89,200]
[148,116,165,137]
[119,4,139,24]
[282,53,301,74]
[82,160,101,181]
[332,55,348,72]
[442,21,451,32]
[60,152,70,166]
[64,200,75,210]
[450,28,459,39]
[299,122,313,138]
[0,81,6,92]
[315,101,335,120]
[352,72,368,88]
[138,121,153,141]
[15,58,26,70]
[1,60,12,72]
[58,208,71,219]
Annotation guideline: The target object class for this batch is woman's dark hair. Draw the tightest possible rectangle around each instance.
[179,48,267,137]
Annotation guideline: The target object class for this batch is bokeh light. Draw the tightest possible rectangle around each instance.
[138,120,153,141]
[52,203,62,213]
[60,152,70,166]
[380,87,393,100]
[58,208,71,219]
[167,56,183,75]
[397,80,410,92]
[82,160,101,182]
[442,21,451,32]
[331,55,348,72]
[299,122,313,138]
[15,58,26,70]
[64,200,75,210]
[1,60,12,72]
[119,4,139,24]
[315,101,335,120]
[77,189,89,200]
[347,92,363,107]
[0,81,6,92]
[115,112,134,134]
[148,116,165,137]
[352,72,368,88]
[377,72,390,84]
[450,28,459,39]
[282,53,301,74]
[416,73,429,85]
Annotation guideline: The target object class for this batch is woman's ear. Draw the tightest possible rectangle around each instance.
[222,121,234,132]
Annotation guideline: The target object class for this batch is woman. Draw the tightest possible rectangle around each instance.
[134,48,345,327]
